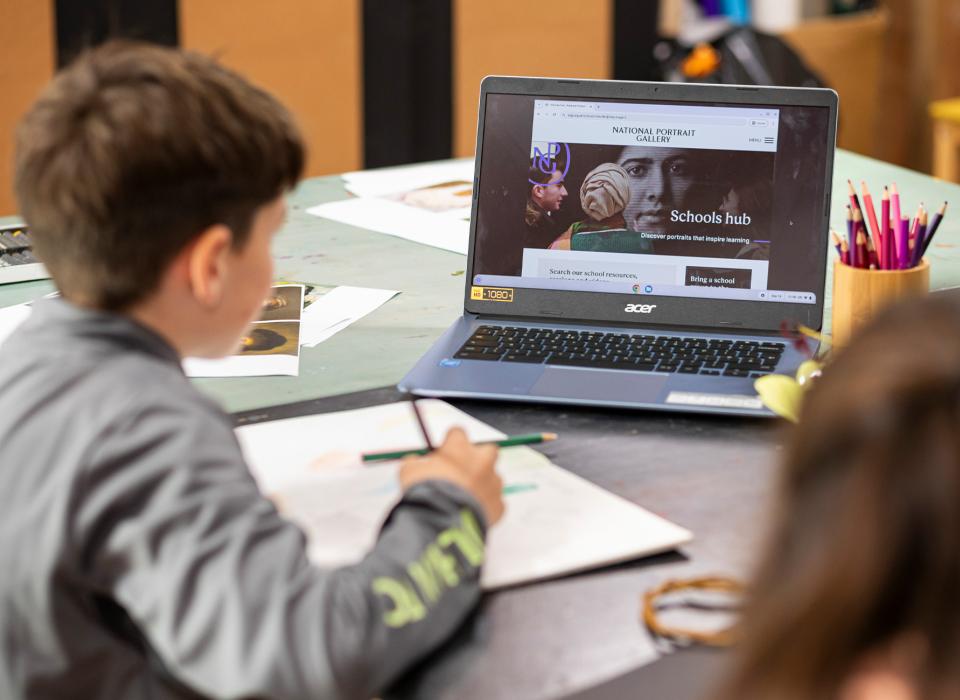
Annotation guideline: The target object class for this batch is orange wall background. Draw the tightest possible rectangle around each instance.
[0,1,55,216]
[452,0,613,158]
[179,0,363,177]
[7,0,959,208]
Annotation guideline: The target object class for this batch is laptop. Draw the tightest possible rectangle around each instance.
[399,77,838,417]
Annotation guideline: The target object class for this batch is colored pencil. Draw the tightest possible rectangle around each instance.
[860,181,881,243]
[853,207,867,238]
[908,203,924,244]
[890,214,898,268]
[846,206,857,267]
[865,233,878,269]
[830,230,843,259]
[848,180,864,219]
[906,203,923,267]
[913,209,929,267]
[891,183,903,267]
[880,187,890,269]
[920,201,948,258]
[408,396,434,451]
[853,208,871,267]
[898,216,910,269]
[856,230,868,270]
[841,184,945,270]
[362,433,558,463]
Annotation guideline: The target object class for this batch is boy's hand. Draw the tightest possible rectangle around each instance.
[399,428,504,525]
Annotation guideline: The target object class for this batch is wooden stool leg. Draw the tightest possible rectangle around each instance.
[933,121,960,182]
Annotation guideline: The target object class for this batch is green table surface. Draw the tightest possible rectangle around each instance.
[3,150,960,413]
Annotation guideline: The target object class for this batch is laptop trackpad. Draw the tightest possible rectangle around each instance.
[530,367,668,403]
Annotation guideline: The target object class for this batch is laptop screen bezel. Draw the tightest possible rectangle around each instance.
[462,76,838,334]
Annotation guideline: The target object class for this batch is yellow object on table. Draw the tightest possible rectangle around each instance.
[930,98,960,183]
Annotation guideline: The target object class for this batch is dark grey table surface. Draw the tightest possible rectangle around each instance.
[234,386,784,700]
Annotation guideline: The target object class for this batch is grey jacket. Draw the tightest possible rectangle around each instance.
[0,298,486,699]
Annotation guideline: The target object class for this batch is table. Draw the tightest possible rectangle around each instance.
[239,387,773,699]
[5,151,960,415]
[4,150,960,699]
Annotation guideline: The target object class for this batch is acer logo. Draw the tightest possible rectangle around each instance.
[624,304,657,314]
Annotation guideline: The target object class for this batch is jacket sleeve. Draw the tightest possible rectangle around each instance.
[70,396,487,700]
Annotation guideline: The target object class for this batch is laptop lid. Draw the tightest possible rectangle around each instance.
[463,77,838,333]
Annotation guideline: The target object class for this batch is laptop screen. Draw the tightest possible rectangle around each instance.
[471,93,833,313]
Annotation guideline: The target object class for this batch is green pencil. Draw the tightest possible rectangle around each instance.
[361,432,557,463]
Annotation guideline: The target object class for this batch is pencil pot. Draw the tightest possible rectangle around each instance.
[832,258,929,347]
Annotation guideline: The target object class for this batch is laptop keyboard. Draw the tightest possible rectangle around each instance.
[454,326,786,378]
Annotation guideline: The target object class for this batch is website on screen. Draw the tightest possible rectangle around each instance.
[472,95,831,305]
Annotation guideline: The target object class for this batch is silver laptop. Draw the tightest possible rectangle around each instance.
[400,77,838,417]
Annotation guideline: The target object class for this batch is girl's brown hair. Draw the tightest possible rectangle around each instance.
[721,296,960,700]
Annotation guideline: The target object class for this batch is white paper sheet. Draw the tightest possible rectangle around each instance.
[341,159,474,198]
[2,284,396,377]
[300,285,399,347]
[183,353,300,378]
[309,159,474,255]
[0,292,62,348]
[306,197,470,255]
[0,302,32,347]
[235,400,693,591]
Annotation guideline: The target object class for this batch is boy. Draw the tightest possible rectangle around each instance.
[0,41,503,699]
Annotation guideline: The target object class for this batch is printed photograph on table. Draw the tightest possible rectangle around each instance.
[183,284,304,378]
[259,285,307,322]
[239,284,304,355]
[391,180,473,215]
[239,322,300,356]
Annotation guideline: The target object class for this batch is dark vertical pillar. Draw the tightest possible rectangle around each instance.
[613,1,662,81]
[54,0,178,68]
[362,0,453,168]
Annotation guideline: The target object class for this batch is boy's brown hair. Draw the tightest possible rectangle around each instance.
[15,41,304,311]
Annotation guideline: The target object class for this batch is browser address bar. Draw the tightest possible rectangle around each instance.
[557,112,751,126]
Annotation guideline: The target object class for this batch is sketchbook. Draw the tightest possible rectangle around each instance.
[235,399,693,590]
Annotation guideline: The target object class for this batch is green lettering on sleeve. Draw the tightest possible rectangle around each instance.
[437,510,485,567]
[407,559,442,604]
[371,509,487,629]
[372,577,426,628]
[461,509,486,562]
[425,543,461,587]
